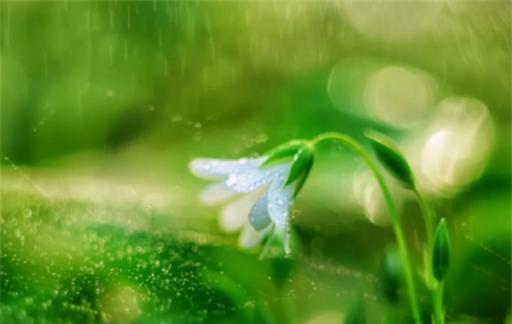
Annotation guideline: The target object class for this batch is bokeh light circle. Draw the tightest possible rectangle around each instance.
[363,65,437,128]
[418,97,495,196]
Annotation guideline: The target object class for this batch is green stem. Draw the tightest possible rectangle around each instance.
[311,132,423,324]
[413,188,435,289]
[414,188,447,324]
[433,281,445,324]
[413,188,434,248]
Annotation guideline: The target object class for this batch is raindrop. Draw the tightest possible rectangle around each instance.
[127,4,131,30]
[23,208,32,219]
[43,51,48,79]
[124,40,129,60]
[109,7,115,30]
[4,5,10,47]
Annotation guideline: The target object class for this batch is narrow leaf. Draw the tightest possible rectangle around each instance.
[365,131,415,188]
[292,159,313,197]
[285,145,314,186]
[432,218,451,282]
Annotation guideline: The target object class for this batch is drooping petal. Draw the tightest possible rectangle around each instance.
[189,158,264,180]
[259,224,291,257]
[238,223,271,249]
[267,167,295,231]
[225,164,289,193]
[282,225,291,255]
[248,194,272,230]
[199,182,237,206]
[219,190,262,233]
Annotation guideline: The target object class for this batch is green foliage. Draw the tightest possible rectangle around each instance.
[344,297,366,324]
[0,0,510,322]
[378,247,403,304]
[432,219,451,282]
[268,258,294,290]
[261,141,314,196]
[288,148,315,198]
[365,131,415,188]
[0,189,273,323]
[261,141,306,167]
[285,145,314,186]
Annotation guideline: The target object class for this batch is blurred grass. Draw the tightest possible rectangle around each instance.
[0,181,383,323]
[0,186,273,323]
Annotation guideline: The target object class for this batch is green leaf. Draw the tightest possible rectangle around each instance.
[365,131,415,188]
[432,218,451,282]
[292,161,313,197]
[261,140,305,167]
[344,296,366,324]
[378,246,403,304]
[268,256,294,289]
[261,141,314,196]
[285,145,314,186]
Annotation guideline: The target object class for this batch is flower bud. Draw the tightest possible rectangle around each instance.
[365,131,415,188]
[432,218,451,282]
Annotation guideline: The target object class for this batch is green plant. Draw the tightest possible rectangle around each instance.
[189,131,444,324]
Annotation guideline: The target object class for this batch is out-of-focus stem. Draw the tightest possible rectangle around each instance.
[413,187,435,289]
[413,188,434,248]
[433,281,445,324]
[311,132,423,324]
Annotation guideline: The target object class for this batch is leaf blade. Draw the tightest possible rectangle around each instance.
[365,131,415,188]
[285,145,314,186]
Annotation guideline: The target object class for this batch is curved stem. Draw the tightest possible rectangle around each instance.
[413,187,436,290]
[413,188,434,248]
[311,132,423,324]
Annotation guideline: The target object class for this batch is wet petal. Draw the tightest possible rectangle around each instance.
[225,164,289,193]
[238,223,271,249]
[281,225,291,256]
[248,194,272,230]
[189,158,264,180]
[219,190,262,233]
[199,182,237,206]
[267,167,295,230]
[284,235,291,255]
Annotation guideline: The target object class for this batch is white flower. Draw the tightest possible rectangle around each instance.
[189,142,314,255]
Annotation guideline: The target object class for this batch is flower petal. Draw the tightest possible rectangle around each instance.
[189,158,264,180]
[267,167,295,231]
[219,190,262,233]
[282,225,291,255]
[248,194,272,230]
[199,182,237,206]
[238,223,271,249]
[225,164,289,193]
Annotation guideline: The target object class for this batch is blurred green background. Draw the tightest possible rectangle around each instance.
[0,1,510,323]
